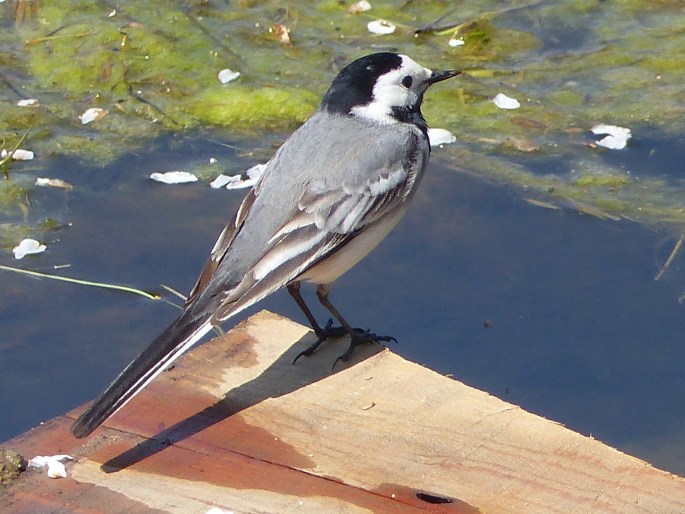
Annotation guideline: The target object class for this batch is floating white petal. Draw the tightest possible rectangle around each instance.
[28,455,74,479]
[245,163,266,181]
[79,107,107,125]
[591,124,632,150]
[36,177,74,189]
[1,148,34,160]
[12,239,46,259]
[210,164,266,190]
[349,0,372,13]
[367,19,396,35]
[225,176,257,190]
[427,128,456,147]
[17,98,39,107]
[448,37,465,47]
[493,93,521,110]
[210,174,241,189]
[218,68,240,84]
[150,171,198,184]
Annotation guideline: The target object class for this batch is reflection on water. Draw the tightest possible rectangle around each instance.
[1,135,684,476]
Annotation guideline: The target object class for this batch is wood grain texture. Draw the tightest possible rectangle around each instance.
[2,311,684,513]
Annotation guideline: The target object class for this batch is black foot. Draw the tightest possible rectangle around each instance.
[292,319,396,369]
[332,329,397,370]
[292,319,345,364]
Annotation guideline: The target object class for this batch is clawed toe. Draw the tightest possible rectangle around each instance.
[292,319,396,369]
[361,331,396,344]
[292,319,343,364]
[331,330,396,370]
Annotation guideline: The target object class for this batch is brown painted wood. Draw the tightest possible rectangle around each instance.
[2,311,684,513]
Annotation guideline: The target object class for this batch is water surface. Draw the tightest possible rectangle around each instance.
[1,134,683,476]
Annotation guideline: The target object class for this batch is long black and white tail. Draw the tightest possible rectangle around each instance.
[71,310,213,438]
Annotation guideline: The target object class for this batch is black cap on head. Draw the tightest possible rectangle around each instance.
[321,52,404,116]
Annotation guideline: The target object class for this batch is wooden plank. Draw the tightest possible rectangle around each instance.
[2,310,685,513]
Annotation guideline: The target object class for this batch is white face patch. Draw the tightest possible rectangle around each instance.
[351,55,433,124]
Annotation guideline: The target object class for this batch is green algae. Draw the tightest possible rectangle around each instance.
[572,172,631,188]
[0,180,30,217]
[186,86,318,132]
[444,144,685,228]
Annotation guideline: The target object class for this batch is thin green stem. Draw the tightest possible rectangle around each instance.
[0,264,161,300]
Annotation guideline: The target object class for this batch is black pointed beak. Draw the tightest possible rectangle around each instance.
[427,69,461,85]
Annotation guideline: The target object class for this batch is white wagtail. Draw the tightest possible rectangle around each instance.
[71,52,459,438]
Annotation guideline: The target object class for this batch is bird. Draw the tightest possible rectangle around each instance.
[71,52,460,439]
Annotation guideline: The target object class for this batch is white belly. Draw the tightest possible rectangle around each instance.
[298,207,407,285]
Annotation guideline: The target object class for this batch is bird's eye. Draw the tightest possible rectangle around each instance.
[401,75,413,88]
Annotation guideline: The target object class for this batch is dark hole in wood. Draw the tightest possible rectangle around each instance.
[416,491,454,504]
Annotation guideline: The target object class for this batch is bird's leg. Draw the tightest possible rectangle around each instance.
[314,283,357,337]
[287,283,349,363]
[314,283,396,369]
[287,282,325,336]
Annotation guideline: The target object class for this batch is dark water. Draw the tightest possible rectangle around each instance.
[1,134,684,476]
